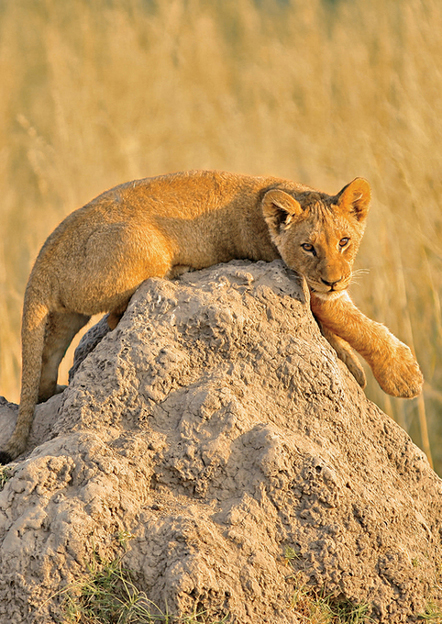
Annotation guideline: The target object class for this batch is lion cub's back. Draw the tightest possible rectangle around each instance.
[27,170,308,311]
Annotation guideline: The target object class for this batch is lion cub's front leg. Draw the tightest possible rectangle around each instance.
[310,292,423,398]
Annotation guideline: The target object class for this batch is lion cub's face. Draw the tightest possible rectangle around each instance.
[262,178,371,298]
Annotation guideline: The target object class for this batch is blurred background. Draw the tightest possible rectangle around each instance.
[0,0,441,472]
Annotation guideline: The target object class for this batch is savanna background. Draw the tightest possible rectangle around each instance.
[0,0,441,472]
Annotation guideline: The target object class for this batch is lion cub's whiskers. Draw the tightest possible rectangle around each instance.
[350,268,370,286]
[352,268,371,276]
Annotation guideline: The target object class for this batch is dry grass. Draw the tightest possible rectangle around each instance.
[0,0,441,470]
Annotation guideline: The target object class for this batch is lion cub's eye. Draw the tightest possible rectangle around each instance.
[301,243,316,255]
[339,237,350,248]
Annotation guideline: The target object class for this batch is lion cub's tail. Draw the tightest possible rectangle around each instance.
[0,291,49,464]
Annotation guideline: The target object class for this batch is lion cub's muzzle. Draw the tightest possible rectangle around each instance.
[307,273,352,299]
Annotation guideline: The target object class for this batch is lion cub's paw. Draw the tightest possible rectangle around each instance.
[373,341,423,399]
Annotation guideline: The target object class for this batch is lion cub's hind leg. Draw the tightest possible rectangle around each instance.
[320,325,367,389]
[39,311,90,402]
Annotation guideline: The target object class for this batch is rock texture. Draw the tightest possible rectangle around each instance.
[0,260,441,623]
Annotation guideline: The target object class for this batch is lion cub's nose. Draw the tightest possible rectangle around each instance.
[321,277,342,289]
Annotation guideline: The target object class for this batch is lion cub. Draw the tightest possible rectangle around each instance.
[0,170,423,463]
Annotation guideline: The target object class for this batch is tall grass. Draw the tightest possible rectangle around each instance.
[0,0,441,470]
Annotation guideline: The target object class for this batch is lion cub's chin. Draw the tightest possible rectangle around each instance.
[308,289,346,301]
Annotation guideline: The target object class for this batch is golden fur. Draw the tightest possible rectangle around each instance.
[0,170,423,463]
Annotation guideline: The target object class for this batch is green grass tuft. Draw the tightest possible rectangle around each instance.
[61,550,229,624]
[0,466,13,490]
[418,601,442,623]
[290,583,373,624]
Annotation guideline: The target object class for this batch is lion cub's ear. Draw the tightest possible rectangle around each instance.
[336,178,371,222]
[262,189,303,235]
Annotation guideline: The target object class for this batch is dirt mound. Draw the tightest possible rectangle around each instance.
[0,260,440,623]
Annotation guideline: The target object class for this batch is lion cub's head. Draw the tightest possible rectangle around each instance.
[262,178,371,298]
